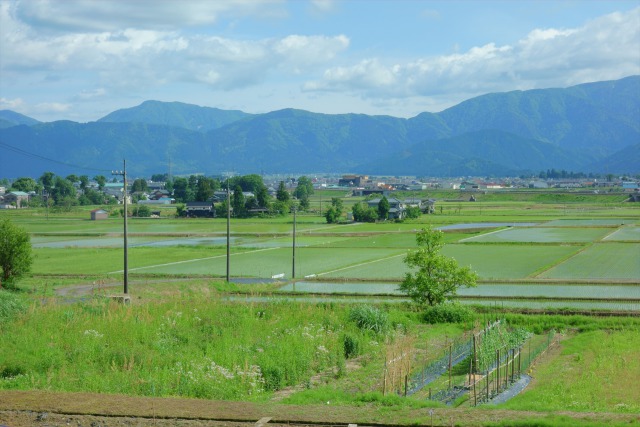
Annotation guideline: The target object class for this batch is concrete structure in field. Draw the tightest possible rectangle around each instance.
[90,209,109,220]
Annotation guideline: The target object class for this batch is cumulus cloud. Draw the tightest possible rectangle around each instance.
[1,2,350,92]
[0,97,26,110]
[34,102,71,113]
[304,8,640,103]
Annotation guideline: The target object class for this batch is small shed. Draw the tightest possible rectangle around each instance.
[90,209,109,220]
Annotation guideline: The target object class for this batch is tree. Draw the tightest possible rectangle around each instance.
[10,177,38,193]
[51,176,76,205]
[325,197,343,224]
[94,175,107,190]
[378,196,390,220]
[294,176,314,199]
[352,202,377,222]
[232,185,246,217]
[255,184,270,209]
[195,177,214,202]
[39,172,55,192]
[79,175,89,193]
[399,227,477,307]
[131,178,149,193]
[276,181,290,203]
[172,177,192,202]
[405,206,421,219]
[298,195,310,211]
[0,219,33,289]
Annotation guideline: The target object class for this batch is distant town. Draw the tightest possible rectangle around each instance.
[2,172,638,214]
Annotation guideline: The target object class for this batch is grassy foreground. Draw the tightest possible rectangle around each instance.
[2,285,640,426]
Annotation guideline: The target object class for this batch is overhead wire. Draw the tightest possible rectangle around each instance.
[0,140,113,173]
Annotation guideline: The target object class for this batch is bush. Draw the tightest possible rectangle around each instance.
[422,303,473,324]
[0,291,26,325]
[349,305,389,334]
[343,334,361,359]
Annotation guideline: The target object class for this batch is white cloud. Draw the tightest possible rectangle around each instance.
[74,88,106,100]
[11,0,285,32]
[309,0,336,15]
[34,102,71,113]
[1,1,350,92]
[0,97,26,110]
[304,7,640,106]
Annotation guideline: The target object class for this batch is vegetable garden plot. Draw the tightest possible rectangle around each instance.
[461,227,611,243]
[498,330,640,413]
[538,243,640,280]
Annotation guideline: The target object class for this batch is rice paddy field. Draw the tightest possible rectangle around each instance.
[3,191,639,312]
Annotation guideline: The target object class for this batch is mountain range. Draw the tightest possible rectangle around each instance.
[1,76,638,178]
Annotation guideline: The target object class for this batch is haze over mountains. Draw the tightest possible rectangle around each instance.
[0,76,638,179]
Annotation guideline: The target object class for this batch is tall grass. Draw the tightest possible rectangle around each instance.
[0,295,389,400]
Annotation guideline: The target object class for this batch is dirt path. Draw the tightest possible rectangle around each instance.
[1,390,639,427]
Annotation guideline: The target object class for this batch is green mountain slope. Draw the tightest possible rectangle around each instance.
[357,129,589,176]
[1,76,638,177]
[0,110,41,128]
[98,100,252,132]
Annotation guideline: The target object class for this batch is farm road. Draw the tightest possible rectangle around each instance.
[1,390,638,427]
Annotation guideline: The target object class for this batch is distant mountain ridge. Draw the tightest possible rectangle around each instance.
[0,110,41,129]
[97,100,253,132]
[1,76,638,178]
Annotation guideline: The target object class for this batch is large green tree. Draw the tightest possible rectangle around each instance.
[10,177,38,193]
[325,197,343,224]
[378,196,390,220]
[131,178,149,193]
[0,219,33,289]
[232,185,246,217]
[399,227,477,307]
[276,181,290,203]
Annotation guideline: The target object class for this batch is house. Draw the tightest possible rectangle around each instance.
[138,197,174,205]
[150,190,171,200]
[90,209,109,220]
[367,197,406,220]
[403,198,436,214]
[185,201,214,217]
[3,191,29,208]
[338,175,368,187]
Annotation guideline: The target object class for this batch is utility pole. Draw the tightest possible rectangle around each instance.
[292,202,297,279]
[112,160,129,295]
[226,174,231,283]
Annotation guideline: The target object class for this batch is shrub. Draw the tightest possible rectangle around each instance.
[0,291,26,325]
[261,365,285,391]
[349,305,389,334]
[422,303,473,324]
[343,333,361,359]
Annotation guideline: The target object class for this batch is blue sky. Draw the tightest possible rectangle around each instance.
[1,0,638,122]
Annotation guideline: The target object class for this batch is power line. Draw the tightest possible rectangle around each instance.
[0,140,112,173]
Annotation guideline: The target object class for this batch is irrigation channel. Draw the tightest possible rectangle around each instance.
[279,281,640,312]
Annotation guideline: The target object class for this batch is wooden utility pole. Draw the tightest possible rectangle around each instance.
[112,160,128,295]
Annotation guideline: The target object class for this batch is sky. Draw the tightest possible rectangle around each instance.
[0,0,639,123]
